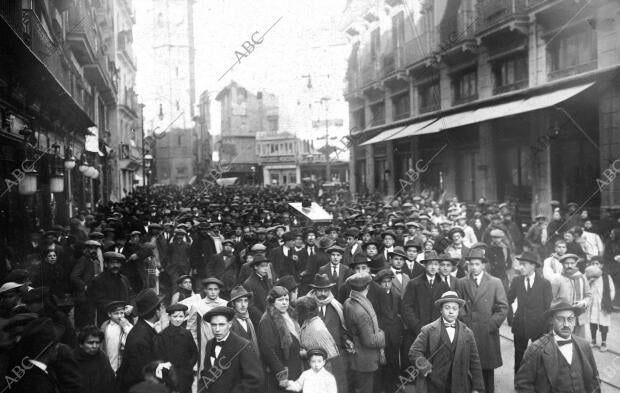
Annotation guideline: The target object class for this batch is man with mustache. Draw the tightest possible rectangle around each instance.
[515,298,600,392]
[551,254,591,337]
[90,252,134,326]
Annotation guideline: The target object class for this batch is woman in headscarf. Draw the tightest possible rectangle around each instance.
[258,286,302,393]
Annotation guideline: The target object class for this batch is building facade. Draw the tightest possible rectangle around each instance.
[214,81,278,183]
[344,0,620,217]
[0,0,118,243]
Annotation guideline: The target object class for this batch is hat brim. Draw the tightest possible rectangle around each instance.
[434,298,466,308]
[420,257,442,264]
[230,291,253,303]
[309,283,336,289]
[137,295,165,316]
[517,257,541,267]
[387,251,407,259]
[543,305,582,320]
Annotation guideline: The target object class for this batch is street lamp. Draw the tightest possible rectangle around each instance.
[49,144,64,194]
[18,128,38,195]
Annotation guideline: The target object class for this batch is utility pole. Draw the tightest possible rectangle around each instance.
[187,0,196,118]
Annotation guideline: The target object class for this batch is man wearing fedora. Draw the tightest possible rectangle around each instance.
[228,285,259,355]
[507,251,553,374]
[269,231,300,279]
[409,291,484,393]
[437,253,459,290]
[117,288,164,393]
[318,245,351,299]
[386,246,410,298]
[403,239,425,280]
[402,250,450,370]
[297,228,328,295]
[455,248,507,393]
[200,306,264,393]
[307,273,350,393]
[552,253,591,337]
[515,298,600,393]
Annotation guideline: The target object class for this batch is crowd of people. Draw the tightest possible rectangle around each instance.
[1,183,620,393]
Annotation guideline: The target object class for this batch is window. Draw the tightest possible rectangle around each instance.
[548,27,597,76]
[178,135,182,146]
[452,68,477,104]
[353,108,365,130]
[418,81,440,113]
[370,101,385,125]
[392,92,410,121]
[392,12,405,51]
[492,54,528,93]
[370,28,380,61]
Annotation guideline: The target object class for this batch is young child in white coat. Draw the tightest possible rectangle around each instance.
[286,348,337,393]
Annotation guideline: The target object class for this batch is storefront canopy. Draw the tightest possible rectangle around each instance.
[288,202,333,223]
[408,82,595,137]
[360,82,594,144]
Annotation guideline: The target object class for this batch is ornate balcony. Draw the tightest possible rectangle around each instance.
[475,0,528,37]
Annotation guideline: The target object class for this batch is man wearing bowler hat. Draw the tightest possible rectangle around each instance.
[200,306,263,393]
[455,248,507,393]
[515,298,600,393]
[507,251,553,375]
[117,288,164,392]
[403,239,425,279]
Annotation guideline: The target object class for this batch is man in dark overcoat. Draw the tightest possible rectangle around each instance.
[455,248,508,393]
[89,252,133,325]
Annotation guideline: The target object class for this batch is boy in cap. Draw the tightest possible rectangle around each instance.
[154,303,198,393]
[228,285,259,355]
[507,251,552,374]
[285,348,337,393]
[409,291,484,393]
[552,253,591,338]
[101,300,133,372]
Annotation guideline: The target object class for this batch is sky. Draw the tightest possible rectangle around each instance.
[133,0,350,140]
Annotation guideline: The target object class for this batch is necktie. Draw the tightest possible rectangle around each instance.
[557,339,572,346]
[526,277,531,292]
[310,247,314,256]
[320,306,326,319]
[429,277,434,286]
[445,276,450,287]
[332,266,338,278]
[444,322,456,328]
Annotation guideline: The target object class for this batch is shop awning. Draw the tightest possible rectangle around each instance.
[360,125,406,146]
[384,118,439,140]
[409,82,595,136]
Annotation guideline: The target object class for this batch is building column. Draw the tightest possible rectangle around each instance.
[366,144,375,194]
[478,121,498,202]
[349,145,356,195]
[386,140,395,196]
[599,80,620,210]
[531,111,552,218]
[443,143,458,198]
[263,166,270,186]
[295,165,301,185]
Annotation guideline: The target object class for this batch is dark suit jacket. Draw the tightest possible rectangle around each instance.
[318,263,351,298]
[402,273,450,336]
[269,246,299,278]
[242,273,273,326]
[515,333,600,393]
[343,243,364,266]
[486,245,511,280]
[409,318,485,393]
[402,260,425,280]
[117,319,158,392]
[297,246,328,281]
[200,331,264,393]
[455,272,508,370]
[507,272,552,340]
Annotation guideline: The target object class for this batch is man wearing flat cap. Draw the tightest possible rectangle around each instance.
[343,272,385,393]
[486,228,513,290]
[89,252,134,326]
[409,291,484,393]
[228,286,259,355]
[318,245,351,299]
[200,306,263,393]
[515,298,600,393]
[71,239,102,327]
[552,253,591,338]
[508,251,552,375]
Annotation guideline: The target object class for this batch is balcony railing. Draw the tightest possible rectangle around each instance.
[344,72,360,95]
[383,52,395,76]
[67,2,98,62]
[402,32,435,66]
[475,0,527,33]
[439,10,476,51]
[361,57,381,86]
